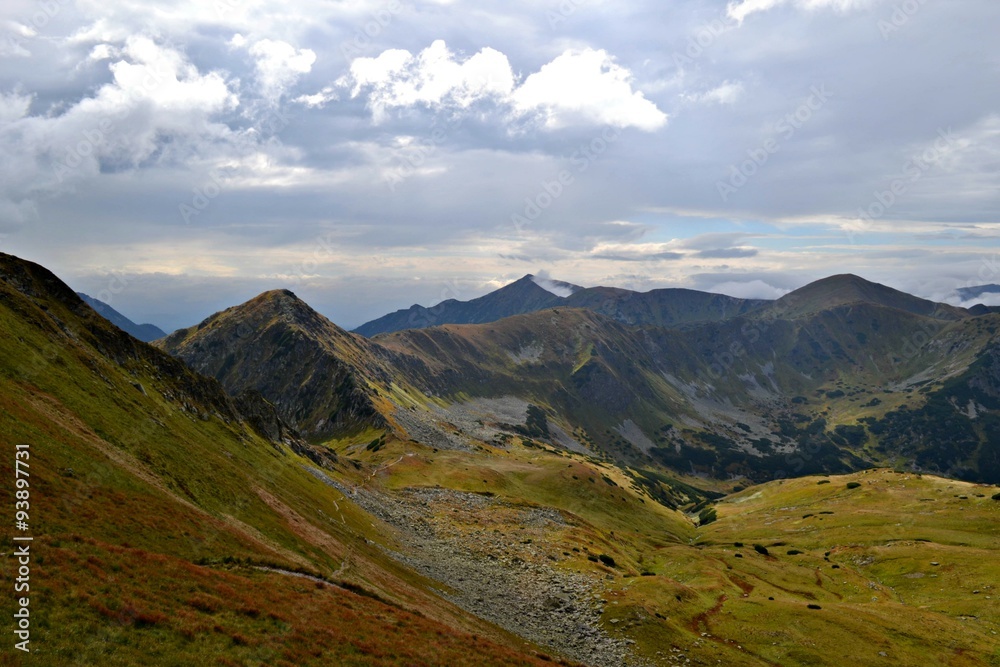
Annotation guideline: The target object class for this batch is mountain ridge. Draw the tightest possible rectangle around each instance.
[0,251,562,666]
[355,273,769,337]
[77,291,167,342]
[163,270,1000,483]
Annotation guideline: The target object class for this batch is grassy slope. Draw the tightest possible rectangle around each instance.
[0,260,561,666]
[614,470,1000,666]
[347,426,1000,666]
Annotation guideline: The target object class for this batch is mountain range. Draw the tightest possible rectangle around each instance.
[159,271,1000,485]
[353,273,767,336]
[3,251,1000,666]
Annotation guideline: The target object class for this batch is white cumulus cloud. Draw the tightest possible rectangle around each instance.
[708,279,789,299]
[0,36,239,227]
[512,48,667,131]
[341,40,515,122]
[237,37,317,101]
[339,41,667,132]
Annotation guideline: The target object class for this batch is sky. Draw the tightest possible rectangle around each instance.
[1,0,999,331]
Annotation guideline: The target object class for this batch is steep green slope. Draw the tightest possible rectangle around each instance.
[157,273,1000,485]
[0,253,562,666]
[4,253,999,666]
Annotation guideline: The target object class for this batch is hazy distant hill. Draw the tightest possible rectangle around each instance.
[957,284,1000,301]
[0,253,554,667]
[756,274,969,321]
[373,274,1000,482]
[77,292,167,342]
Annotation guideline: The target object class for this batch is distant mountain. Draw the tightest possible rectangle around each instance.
[7,254,1000,666]
[354,274,768,336]
[0,254,557,667]
[161,271,1000,483]
[957,284,1000,301]
[757,274,969,321]
[354,274,572,337]
[158,289,393,439]
[77,292,167,342]
[376,274,1000,482]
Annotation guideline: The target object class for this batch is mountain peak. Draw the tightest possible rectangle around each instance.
[159,289,386,439]
[254,288,301,304]
[353,275,573,337]
[242,289,322,325]
[770,274,966,321]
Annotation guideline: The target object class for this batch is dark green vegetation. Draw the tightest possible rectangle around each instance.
[372,276,1000,484]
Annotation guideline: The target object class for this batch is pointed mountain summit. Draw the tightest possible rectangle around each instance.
[353,274,572,337]
[159,289,390,439]
[762,274,968,321]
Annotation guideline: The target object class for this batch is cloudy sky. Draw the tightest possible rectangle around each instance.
[1,0,999,331]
